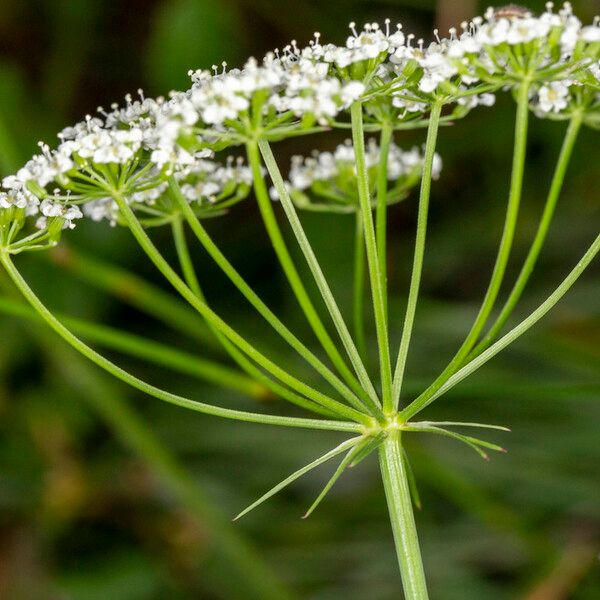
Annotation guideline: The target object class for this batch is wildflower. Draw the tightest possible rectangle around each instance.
[36,200,83,230]
[274,139,441,212]
[537,81,571,112]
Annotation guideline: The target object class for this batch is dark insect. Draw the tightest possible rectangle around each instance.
[493,4,533,19]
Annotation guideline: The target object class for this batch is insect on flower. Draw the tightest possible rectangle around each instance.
[493,4,533,19]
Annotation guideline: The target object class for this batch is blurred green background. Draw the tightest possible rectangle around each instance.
[0,0,599,598]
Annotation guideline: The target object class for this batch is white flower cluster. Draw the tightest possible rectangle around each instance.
[82,156,253,227]
[186,57,366,126]
[1,171,82,237]
[389,2,599,101]
[1,3,598,251]
[274,139,441,213]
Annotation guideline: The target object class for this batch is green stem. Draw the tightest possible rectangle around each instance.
[400,232,600,421]
[0,295,266,399]
[170,216,339,418]
[467,112,583,360]
[110,192,370,424]
[0,251,361,432]
[246,141,372,405]
[353,210,367,361]
[391,102,443,410]
[171,182,367,414]
[376,122,393,320]
[379,432,429,599]
[399,82,531,412]
[350,102,393,413]
[257,140,382,416]
[171,217,202,295]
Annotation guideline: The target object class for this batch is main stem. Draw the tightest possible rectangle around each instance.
[379,432,429,599]
[392,102,443,409]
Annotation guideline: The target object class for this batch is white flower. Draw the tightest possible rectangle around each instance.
[0,190,29,210]
[476,19,511,46]
[192,78,250,125]
[418,46,458,93]
[36,200,83,230]
[536,82,571,113]
[340,81,366,104]
[580,25,600,43]
[392,96,427,113]
[346,23,390,60]
[457,92,496,109]
[506,18,551,45]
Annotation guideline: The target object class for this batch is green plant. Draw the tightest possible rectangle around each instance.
[1,4,599,597]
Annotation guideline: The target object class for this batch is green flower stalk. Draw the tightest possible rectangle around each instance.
[1,4,599,597]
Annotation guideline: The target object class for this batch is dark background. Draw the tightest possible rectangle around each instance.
[0,1,599,598]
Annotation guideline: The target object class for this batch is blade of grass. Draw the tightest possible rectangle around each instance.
[0,295,268,400]
[33,325,298,600]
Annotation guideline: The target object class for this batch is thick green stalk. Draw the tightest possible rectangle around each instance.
[399,83,531,412]
[0,252,362,433]
[391,102,443,410]
[257,141,382,415]
[379,432,429,599]
[110,193,370,424]
[171,183,367,413]
[468,113,583,359]
[376,122,393,320]
[246,141,371,404]
[170,218,332,415]
[400,232,600,421]
[0,295,266,399]
[350,102,393,413]
[353,210,367,361]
